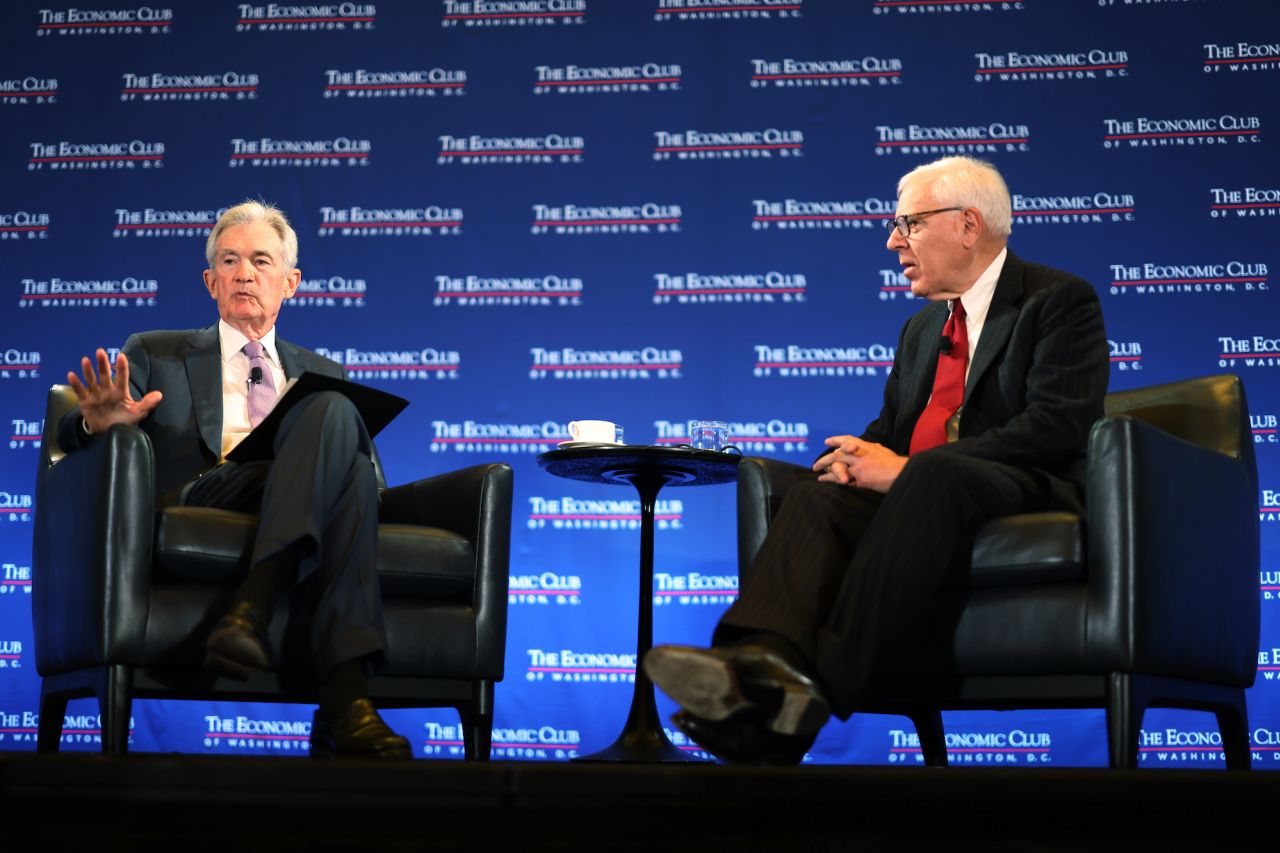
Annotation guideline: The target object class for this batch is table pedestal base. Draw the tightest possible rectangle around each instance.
[537,447,739,764]
[574,728,695,763]
[578,470,701,763]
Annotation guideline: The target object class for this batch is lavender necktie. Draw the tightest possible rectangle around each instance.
[242,340,278,428]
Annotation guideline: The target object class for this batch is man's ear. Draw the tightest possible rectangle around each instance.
[961,208,984,249]
[202,268,217,299]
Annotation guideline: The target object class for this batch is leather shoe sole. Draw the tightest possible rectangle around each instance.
[643,643,830,737]
[673,710,814,766]
[204,602,271,681]
[310,698,412,760]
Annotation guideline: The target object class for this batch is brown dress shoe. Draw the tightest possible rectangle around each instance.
[310,698,412,760]
[204,601,271,680]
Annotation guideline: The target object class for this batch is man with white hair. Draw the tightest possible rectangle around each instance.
[59,200,411,759]
[646,156,1110,764]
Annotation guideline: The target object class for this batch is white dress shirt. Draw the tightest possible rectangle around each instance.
[956,247,1006,384]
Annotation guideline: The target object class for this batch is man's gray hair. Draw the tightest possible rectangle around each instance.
[205,200,299,270]
[898,156,1012,239]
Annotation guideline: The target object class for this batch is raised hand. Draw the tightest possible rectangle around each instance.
[66,348,162,434]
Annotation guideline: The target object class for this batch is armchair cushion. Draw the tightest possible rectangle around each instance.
[969,512,1083,588]
[154,506,476,603]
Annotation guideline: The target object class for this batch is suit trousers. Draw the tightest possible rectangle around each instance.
[716,450,1078,718]
[182,391,386,673]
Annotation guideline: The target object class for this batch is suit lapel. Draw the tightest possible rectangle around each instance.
[276,337,304,380]
[964,251,1025,400]
[901,302,949,428]
[184,324,223,458]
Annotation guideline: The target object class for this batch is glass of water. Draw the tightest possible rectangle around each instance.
[687,419,729,451]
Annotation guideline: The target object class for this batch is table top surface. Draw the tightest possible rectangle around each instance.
[537,444,741,487]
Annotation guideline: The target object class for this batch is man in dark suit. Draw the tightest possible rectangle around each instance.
[645,156,1110,764]
[59,201,411,759]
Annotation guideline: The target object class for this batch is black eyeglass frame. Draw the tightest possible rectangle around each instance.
[884,206,966,238]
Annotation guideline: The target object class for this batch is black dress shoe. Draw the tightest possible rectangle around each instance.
[204,601,271,680]
[643,643,830,737]
[310,698,412,760]
[673,710,815,766]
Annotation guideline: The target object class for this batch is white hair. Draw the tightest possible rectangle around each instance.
[897,156,1012,239]
[205,200,299,269]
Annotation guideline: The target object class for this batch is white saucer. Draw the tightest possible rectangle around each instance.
[556,440,624,449]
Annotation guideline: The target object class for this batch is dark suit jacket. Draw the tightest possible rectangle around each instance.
[860,250,1109,507]
[58,324,344,500]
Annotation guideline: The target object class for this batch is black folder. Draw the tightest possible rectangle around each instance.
[226,371,409,463]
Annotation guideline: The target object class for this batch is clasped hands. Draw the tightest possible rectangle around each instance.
[66,348,163,433]
[813,435,907,493]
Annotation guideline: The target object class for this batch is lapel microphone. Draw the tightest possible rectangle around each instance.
[248,366,264,385]
[939,335,953,355]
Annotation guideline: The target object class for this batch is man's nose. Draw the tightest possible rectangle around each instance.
[886,226,906,251]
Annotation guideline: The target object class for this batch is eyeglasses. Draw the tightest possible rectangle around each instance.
[884,207,965,238]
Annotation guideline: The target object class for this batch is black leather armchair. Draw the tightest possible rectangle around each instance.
[32,385,512,759]
[737,375,1260,769]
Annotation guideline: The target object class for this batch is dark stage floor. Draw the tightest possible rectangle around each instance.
[2,752,1275,851]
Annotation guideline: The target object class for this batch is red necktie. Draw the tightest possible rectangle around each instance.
[909,299,968,454]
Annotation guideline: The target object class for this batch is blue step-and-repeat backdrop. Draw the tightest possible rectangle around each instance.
[1,0,1279,768]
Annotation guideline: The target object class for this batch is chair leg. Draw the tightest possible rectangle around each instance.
[908,710,948,767]
[461,681,494,762]
[37,684,70,754]
[98,665,133,755]
[1213,690,1252,771]
[1105,673,1145,769]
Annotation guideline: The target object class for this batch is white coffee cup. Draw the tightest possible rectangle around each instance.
[568,420,623,444]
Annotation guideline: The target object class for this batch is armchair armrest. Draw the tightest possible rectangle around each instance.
[1085,415,1259,686]
[379,463,513,676]
[380,463,509,536]
[32,422,156,674]
[736,456,819,574]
